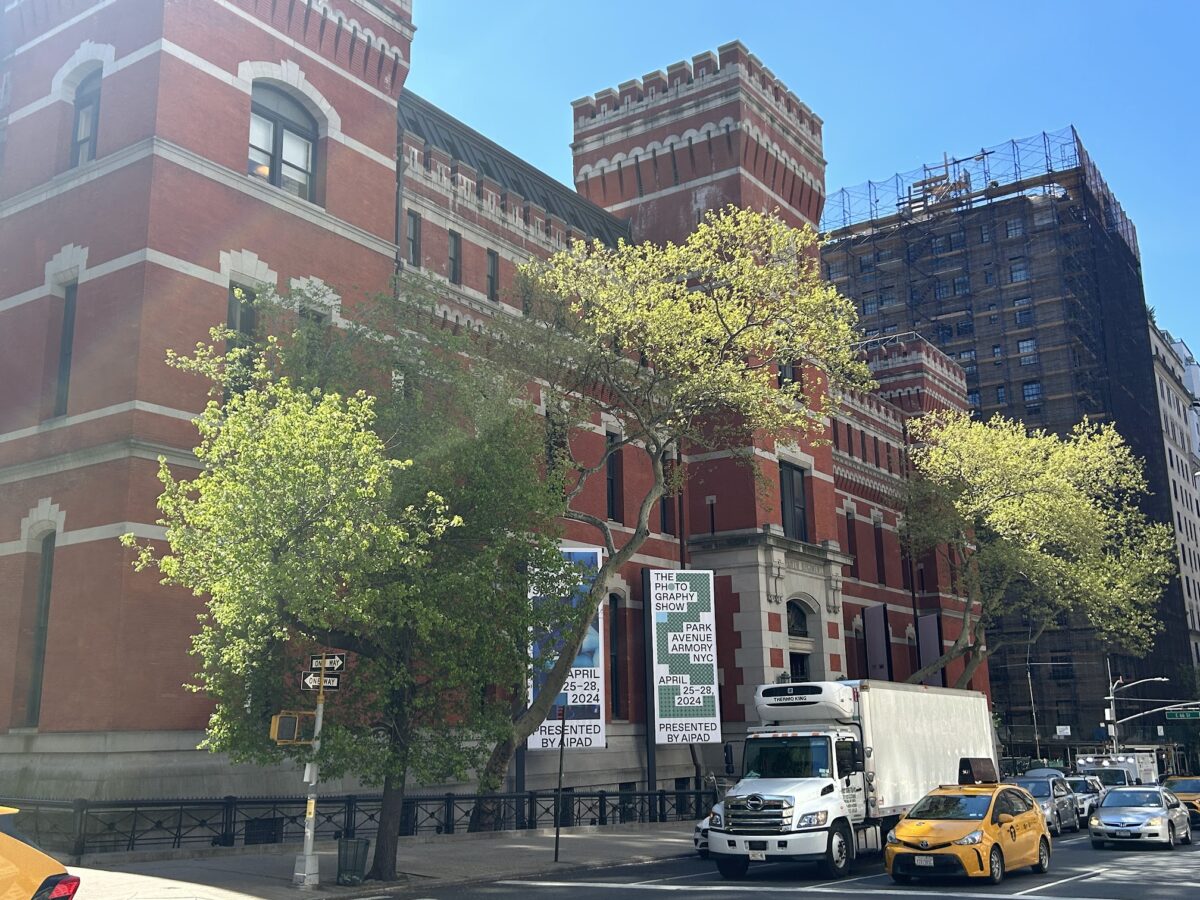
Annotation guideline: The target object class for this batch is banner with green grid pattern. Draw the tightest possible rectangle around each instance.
[649,569,722,745]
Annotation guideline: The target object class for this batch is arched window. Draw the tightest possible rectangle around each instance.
[786,599,809,638]
[24,532,57,726]
[248,83,317,201]
[71,70,101,167]
[608,593,623,718]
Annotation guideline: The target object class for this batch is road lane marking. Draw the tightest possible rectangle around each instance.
[1013,866,1108,895]
[498,879,1121,898]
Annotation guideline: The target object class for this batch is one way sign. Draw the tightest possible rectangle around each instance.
[309,653,347,672]
[300,672,340,691]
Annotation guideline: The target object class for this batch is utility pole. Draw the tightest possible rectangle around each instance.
[1107,658,1118,754]
[294,654,327,889]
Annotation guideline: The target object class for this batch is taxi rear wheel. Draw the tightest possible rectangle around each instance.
[1031,837,1051,874]
[986,846,1005,885]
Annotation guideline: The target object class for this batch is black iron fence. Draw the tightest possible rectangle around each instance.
[3,788,715,857]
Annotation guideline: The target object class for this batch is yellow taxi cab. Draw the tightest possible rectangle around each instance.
[884,782,1051,885]
[0,806,80,899]
[1162,776,1200,826]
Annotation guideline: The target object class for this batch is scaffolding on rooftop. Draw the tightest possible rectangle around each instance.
[822,126,1139,263]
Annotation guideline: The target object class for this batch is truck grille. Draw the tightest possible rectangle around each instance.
[724,794,793,833]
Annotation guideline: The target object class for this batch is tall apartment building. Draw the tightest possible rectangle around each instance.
[821,128,1190,758]
[0,2,975,800]
[1153,329,1200,670]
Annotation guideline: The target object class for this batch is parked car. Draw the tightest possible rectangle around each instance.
[1089,786,1193,849]
[0,806,81,899]
[1161,776,1200,827]
[884,783,1051,885]
[1065,775,1106,824]
[693,816,709,858]
[1007,776,1079,836]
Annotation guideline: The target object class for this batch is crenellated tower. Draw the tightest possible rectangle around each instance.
[571,41,825,244]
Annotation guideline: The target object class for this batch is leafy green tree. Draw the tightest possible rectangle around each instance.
[901,411,1175,688]
[441,206,875,796]
[126,315,579,880]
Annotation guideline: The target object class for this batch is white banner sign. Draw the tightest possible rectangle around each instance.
[649,569,721,745]
[528,547,606,751]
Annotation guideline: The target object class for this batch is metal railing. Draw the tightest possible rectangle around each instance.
[3,788,715,857]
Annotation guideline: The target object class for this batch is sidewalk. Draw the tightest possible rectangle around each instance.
[69,822,697,899]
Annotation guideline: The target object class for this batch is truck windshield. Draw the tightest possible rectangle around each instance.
[1084,769,1129,787]
[743,736,831,779]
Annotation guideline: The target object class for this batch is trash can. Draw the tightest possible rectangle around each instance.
[336,837,370,886]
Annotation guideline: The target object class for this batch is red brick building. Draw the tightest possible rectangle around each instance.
[0,1,978,799]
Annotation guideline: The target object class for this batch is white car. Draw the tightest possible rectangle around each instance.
[1090,787,1192,849]
[694,815,710,858]
[1065,775,1106,824]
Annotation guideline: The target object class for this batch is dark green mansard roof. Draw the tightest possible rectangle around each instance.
[398,91,630,248]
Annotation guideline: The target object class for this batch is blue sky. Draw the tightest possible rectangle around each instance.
[406,1,1197,345]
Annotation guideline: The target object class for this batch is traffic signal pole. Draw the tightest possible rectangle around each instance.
[294,654,327,889]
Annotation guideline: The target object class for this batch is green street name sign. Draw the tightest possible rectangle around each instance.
[1164,710,1200,720]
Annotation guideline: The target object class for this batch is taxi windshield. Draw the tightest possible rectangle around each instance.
[907,794,992,821]
[1100,790,1162,808]
[1164,778,1200,793]
[743,736,831,779]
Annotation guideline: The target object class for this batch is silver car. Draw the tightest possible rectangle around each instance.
[693,815,709,858]
[1008,776,1079,836]
[1089,787,1193,849]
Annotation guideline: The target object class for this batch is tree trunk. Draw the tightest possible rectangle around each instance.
[367,773,405,881]
[953,647,989,689]
[468,734,516,832]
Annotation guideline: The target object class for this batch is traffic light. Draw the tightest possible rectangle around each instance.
[270,710,316,744]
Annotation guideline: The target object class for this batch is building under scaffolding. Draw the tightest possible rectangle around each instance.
[821,127,1191,764]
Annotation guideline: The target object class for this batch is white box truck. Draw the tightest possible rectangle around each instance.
[1077,753,1158,787]
[708,679,996,880]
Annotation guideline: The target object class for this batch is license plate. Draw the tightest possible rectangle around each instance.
[915,855,934,867]
[749,851,766,861]
[1116,829,1131,837]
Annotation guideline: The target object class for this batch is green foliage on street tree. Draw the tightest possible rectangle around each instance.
[901,411,1175,688]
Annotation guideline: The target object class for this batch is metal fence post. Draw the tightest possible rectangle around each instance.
[598,790,607,826]
[657,789,667,822]
[343,795,356,839]
[220,795,237,847]
[71,799,88,859]
[527,791,537,829]
[442,793,455,835]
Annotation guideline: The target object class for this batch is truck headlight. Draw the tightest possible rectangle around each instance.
[797,810,829,828]
[886,829,899,844]
[954,830,984,846]
[710,812,722,828]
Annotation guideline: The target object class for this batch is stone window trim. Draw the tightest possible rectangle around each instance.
[49,41,116,107]
[236,61,340,138]
[18,498,66,553]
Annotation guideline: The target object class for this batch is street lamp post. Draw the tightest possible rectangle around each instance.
[1105,657,1169,753]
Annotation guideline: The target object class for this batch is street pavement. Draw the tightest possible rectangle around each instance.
[388,831,1200,900]
[68,822,696,899]
[66,826,1200,899]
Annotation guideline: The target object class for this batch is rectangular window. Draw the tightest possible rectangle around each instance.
[931,235,950,254]
[486,249,500,301]
[858,255,874,273]
[1019,338,1038,366]
[448,230,462,284]
[862,297,878,315]
[883,323,898,334]
[953,275,969,296]
[959,349,976,361]
[789,652,809,682]
[967,389,980,407]
[605,433,623,522]
[24,532,56,727]
[1022,381,1043,403]
[879,289,897,308]
[832,419,841,450]
[609,595,623,718]
[874,521,887,585]
[996,385,1007,403]
[780,463,809,542]
[52,283,78,417]
[957,320,974,336]
[1009,259,1029,283]
[992,343,1003,359]
[980,223,991,243]
[826,259,847,279]
[1013,297,1033,326]
[934,280,950,300]
[1006,218,1024,239]
[406,210,422,267]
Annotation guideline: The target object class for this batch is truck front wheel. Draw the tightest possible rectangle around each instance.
[715,857,749,880]
[819,823,852,879]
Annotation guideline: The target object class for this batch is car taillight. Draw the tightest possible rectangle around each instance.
[44,875,81,898]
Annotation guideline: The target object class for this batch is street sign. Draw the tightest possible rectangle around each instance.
[309,653,347,671]
[1055,725,1071,737]
[1165,709,1200,720]
[300,672,340,691]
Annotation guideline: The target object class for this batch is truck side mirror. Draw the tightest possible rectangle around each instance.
[724,742,735,776]
[853,743,866,773]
